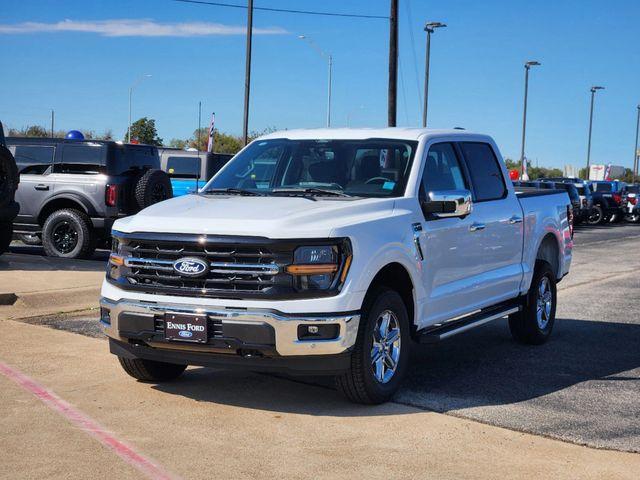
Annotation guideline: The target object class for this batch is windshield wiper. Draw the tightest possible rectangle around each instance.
[203,188,264,196]
[271,188,352,198]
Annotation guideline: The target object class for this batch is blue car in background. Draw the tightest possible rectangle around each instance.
[158,148,233,196]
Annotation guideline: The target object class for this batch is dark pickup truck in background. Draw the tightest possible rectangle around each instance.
[5,137,173,258]
[0,122,19,255]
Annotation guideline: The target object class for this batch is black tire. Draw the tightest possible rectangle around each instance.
[42,209,95,259]
[625,213,640,223]
[0,145,19,209]
[118,356,186,382]
[587,205,604,225]
[336,287,411,404]
[134,169,173,210]
[0,222,12,255]
[18,233,42,246]
[509,260,557,345]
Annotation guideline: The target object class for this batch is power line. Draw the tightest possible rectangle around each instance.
[172,0,389,19]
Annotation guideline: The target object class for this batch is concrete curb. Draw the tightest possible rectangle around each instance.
[0,286,100,320]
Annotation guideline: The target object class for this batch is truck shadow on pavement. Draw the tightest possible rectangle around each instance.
[1,245,109,271]
[150,317,639,415]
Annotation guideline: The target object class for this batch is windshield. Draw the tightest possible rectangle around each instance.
[593,182,612,192]
[203,138,418,198]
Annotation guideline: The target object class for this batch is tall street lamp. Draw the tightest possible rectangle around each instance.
[298,35,333,127]
[634,105,640,183]
[585,86,605,178]
[422,21,446,128]
[519,61,541,179]
[128,74,152,143]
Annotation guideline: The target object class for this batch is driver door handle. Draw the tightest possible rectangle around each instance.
[509,216,523,224]
[34,184,50,191]
[469,223,486,232]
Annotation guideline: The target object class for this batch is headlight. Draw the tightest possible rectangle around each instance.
[108,234,125,278]
[286,244,352,291]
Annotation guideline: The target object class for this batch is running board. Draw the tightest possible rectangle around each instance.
[418,304,521,344]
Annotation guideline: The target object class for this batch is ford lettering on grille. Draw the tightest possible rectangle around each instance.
[173,257,209,277]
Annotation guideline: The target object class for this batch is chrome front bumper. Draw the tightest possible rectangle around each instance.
[100,297,360,356]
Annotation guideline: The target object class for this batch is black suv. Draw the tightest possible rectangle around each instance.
[5,137,172,258]
[0,122,19,255]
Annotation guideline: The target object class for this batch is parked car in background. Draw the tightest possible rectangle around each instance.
[513,180,581,223]
[539,178,591,223]
[101,128,573,404]
[589,180,627,224]
[0,122,19,255]
[158,148,233,196]
[5,137,173,258]
[625,184,640,222]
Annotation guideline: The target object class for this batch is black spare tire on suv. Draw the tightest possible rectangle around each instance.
[134,169,173,210]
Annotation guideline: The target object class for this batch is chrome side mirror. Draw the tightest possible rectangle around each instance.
[422,189,473,218]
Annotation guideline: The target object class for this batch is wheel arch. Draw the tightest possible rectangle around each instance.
[363,262,415,333]
[38,194,94,225]
[536,233,560,278]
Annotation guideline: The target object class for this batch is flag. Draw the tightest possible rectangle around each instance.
[206,113,215,153]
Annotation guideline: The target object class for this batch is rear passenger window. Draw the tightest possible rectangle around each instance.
[421,143,466,193]
[460,142,506,202]
[167,156,201,178]
[58,144,104,174]
[13,145,55,175]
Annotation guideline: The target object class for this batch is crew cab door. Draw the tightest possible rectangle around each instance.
[456,141,524,306]
[415,142,480,326]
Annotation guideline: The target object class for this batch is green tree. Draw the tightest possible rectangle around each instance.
[8,125,49,137]
[128,117,163,146]
[169,138,188,149]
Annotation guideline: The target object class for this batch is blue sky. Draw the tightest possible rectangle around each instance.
[1,0,639,170]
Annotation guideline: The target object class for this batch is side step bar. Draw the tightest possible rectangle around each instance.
[418,303,521,344]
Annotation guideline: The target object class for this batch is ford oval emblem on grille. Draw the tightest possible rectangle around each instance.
[173,257,209,278]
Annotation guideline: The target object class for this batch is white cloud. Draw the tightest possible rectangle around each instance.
[0,19,287,37]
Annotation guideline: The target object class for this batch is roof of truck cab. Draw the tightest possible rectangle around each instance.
[257,127,487,142]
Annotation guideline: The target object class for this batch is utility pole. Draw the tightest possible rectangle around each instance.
[422,22,446,128]
[519,61,540,179]
[585,86,604,179]
[50,109,54,138]
[634,104,640,183]
[197,101,202,151]
[387,0,398,127]
[242,0,254,145]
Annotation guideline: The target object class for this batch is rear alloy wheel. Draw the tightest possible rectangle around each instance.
[42,209,95,259]
[509,260,557,345]
[587,205,604,225]
[336,288,411,404]
[625,213,640,223]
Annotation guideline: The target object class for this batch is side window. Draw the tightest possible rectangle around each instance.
[166,156,201,178]
[58,144,104,174]
[421,143,466,194]
[460,142,506,202]
[13,145,55,175]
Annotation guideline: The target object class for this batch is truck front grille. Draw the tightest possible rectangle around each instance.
[114,234,294,298]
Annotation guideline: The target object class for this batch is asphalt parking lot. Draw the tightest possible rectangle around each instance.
[0,224,639,478]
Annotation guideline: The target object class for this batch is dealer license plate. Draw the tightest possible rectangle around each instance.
[164,313,208,343]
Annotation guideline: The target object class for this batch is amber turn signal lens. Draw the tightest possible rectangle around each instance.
[286,264,338,275]
[109,254,125,266]
[340,255,353,283]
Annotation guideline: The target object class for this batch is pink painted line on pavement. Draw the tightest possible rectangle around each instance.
[0,360,180,480]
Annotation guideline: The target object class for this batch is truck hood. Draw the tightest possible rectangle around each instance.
[113,194,396,238]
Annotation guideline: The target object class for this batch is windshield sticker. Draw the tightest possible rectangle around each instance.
[383,181,395,190]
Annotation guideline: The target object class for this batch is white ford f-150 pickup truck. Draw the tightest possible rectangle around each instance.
[101,128,573,404]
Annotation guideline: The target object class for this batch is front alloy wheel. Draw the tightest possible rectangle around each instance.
[336,287,411,404]
[371,310,402,384]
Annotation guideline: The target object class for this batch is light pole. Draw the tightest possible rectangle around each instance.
[128,74,152,143]
[422,21,446,128]
[585,86,605,179]
[298,35,333,127]
[519,61,540,179]
[242,0,254,146]
[634,105,640,183]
